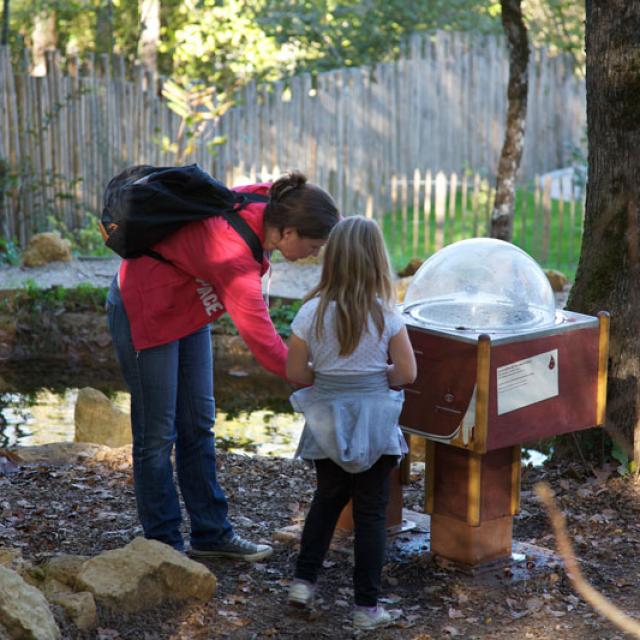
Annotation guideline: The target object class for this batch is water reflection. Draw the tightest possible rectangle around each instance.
[522,448,549,467]
[0,389,304,457]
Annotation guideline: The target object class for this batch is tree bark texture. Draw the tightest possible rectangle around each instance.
[138,0,160,72]
[95,0,114,56]
[568,1,640,462]
[490,0,530,241]
[2,0,9,46]
[31,9,56,75]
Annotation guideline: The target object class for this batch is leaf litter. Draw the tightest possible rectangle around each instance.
[2,450,640,638]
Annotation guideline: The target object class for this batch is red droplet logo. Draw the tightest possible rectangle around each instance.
[548,355,556,370]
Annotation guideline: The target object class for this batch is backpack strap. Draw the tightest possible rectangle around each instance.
[221,209,264,264]
[143,191,270,266]
[230,191,270,264]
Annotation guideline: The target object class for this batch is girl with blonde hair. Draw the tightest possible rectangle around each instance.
[286,215,417,630]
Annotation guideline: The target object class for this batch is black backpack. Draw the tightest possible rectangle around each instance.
[99,164,269,264]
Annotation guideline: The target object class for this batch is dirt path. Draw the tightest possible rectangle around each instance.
[0,258,322,302]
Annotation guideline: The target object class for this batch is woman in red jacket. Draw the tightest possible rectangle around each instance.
[106,170,339,560]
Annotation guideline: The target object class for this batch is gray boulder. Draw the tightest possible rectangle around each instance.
[74,387,131,448]
[48,592,96,632]
[76,537,216,613]
[0,565,60,640]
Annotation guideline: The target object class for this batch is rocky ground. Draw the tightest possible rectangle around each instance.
[2,443,639,639]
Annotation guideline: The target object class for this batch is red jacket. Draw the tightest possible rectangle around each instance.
[119,183,288,380]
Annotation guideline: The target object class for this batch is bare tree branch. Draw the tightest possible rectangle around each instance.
[534,481,640,638]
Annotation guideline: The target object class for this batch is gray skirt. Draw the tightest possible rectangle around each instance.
[290,372,407,474]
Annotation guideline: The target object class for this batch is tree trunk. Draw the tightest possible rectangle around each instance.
[31,9,56,75]
[138,0,160,72]
[95,0,114,56]
[1,0,9,46]
[489,0,530,241]
[567,1,640,465]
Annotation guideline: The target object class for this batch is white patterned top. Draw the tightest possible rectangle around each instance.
[291,298,404,375]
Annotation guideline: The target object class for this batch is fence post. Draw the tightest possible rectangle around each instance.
[423,169,432,255]
[542,175,552,264]
[412,168,420,257]
[448,172,458,244]
[434,171,447,251]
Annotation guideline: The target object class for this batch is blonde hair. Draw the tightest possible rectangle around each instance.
[305,216,395,356]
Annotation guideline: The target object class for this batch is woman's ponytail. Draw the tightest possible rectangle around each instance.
[265,171,338,239]
[269,171,307,202]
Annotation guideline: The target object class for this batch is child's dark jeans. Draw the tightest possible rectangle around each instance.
[295,455,398,606]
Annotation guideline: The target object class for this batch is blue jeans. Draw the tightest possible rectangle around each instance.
[106,278,233,551]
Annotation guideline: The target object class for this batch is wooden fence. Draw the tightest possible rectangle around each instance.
[214,32,585,219]
[381,170,584,273]
[0,31,585,265]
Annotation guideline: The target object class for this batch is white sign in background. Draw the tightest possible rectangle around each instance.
[496,349,559,415]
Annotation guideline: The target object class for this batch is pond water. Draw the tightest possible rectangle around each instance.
[0,362,548,465]
[0,388,305,457]
[0,361,305,456]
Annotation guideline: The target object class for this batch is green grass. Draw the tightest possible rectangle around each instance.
[381,187,584,281]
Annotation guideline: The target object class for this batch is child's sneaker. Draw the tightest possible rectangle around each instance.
[287,579,315,608]
[352,605,394,630]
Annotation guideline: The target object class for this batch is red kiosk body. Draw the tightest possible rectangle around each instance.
[397,239,609,565]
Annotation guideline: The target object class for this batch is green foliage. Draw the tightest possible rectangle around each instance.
[523,0,586,72]
[215,434,258,453]
[160,79,232,162]
[9,0,141,63]
[48,212,112,257]
[213,299,301,338]
[161,0,291,91]
[2,281,108,316]
[610,440,637,477]
[7,1,586,92]
[259,0,500,74]
[268,299,302,337]
[0,238,21,266]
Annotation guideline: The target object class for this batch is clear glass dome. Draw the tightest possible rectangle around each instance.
[403,238,557,332]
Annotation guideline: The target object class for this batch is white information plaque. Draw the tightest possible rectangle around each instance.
[497,349,559,415]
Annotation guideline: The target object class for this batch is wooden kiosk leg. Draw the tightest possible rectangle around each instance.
[426,442,521,566]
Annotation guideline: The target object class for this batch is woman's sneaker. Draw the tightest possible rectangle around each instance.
[188,534,273,562]
[287,579,316,608]
[352,605,394,630]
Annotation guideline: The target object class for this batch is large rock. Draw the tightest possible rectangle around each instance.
[75,387,131,447]
[397,258,424,278]
[15,442,115,466]
[40,555,88,590]
[0,565,60,640]
[48,592,96,632]
[22,232,72,268]
[544,268,569,292]
[0,548,29,576]
[76,538,216,613]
